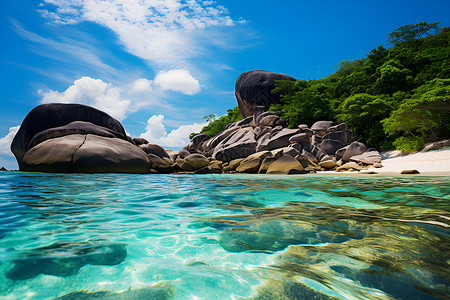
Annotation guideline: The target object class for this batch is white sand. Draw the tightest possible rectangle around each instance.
[374,148,450,175]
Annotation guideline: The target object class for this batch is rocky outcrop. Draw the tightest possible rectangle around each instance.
[13,72,382,175]
[11,103,127,170]
[184,105,382,174]
[235,70,296,118]
[12,103,152,173]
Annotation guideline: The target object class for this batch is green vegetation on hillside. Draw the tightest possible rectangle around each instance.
[193,23,449,151]
[271,22,449,151]
[189,106,242,139]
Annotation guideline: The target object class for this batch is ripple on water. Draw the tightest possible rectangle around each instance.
[0,173,448,300]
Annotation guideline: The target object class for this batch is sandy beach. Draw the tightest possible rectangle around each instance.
[373,148,450,175]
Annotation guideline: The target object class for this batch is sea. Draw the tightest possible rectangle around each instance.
[0,172,448,300]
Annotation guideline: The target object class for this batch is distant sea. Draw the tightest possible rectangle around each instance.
[0,172,449,300]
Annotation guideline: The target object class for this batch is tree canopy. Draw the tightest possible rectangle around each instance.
[270,23,449,151]
[387,22,440,46]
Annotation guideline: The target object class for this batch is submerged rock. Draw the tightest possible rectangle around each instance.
[7,241,126,280]
[57,282,175,300]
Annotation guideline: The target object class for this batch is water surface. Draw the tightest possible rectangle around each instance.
[0,172,448,299]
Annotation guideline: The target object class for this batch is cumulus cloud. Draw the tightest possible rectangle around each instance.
[0,126,20,156]
[154,69,201,95]
[38,70,201,121]
[38,0,240,68]
[140,114,206,148]
[130,78,153,93]
[39,77,131,121]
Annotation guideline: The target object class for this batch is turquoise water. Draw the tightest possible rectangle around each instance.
[0,172,448,300]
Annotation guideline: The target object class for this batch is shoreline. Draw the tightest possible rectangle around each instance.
[3,148,449,177]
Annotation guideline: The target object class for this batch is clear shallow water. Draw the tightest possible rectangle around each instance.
[0,172,448,300]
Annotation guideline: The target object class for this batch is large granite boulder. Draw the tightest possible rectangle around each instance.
[212,128,257,162]
[350,149,382,165]
[266,155,306,175]
[341,141,368,162]
[11,104,127,169]
[140,143,170,159]
[235,70,296,118]
[11,104,155,173]
[256,128,299,152]
[23,134,149,173]
[147,154,173,173]
[72,135,148,173]
[185,134,210,152]
[236,151,272,173]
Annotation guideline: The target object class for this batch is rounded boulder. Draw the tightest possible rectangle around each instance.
[235,70,296,118]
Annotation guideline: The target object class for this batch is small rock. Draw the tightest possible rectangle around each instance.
[373,162,382,168]
[208,160,223,173]
[133,137,149,145]
[148,154,173,173]
[341,141,368,162]
[350,149,381,165]
[266,155,306,175]
[258,156,276,174]
[259,115,279,127]
[228,158,245,171]
[289,132,311,143]
[401,169,420,174]
[184,154,210,170]
[336,162,363,172]
[143,143,170,159]
[318,158,336,169]
[361,171,377,174]
[311,121,336,132]
[0,167,7,171]
[236,157,262,173]
[327,122,349,132]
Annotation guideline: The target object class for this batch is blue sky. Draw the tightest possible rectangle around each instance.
[1,0,449,169]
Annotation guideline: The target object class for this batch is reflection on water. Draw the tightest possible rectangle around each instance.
[0,172,448,299]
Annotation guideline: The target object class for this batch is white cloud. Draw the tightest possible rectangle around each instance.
[0,126,20,156]
[38,71,201,121]
[11,19,117,76]
[39,0,239,68]
[154,69,201,95]
[140,114,206,148]
[38,77,131,121]
[130,78,153,93]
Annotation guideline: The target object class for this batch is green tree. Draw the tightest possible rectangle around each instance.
[383,79,450,151]
[337,93,393,148]
[374,59,413,94]
[387,22,440,46]
[191,106,242,139]
[271,79,333,127]
[203,114,217,123]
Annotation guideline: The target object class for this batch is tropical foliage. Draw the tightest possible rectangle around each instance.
[270,22,449,150]
[189,106,242,139]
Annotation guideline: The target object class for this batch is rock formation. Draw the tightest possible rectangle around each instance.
[11,71,381,175]
[11,103,149,173]
[235,70,296,118]
[181,105,381,175]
